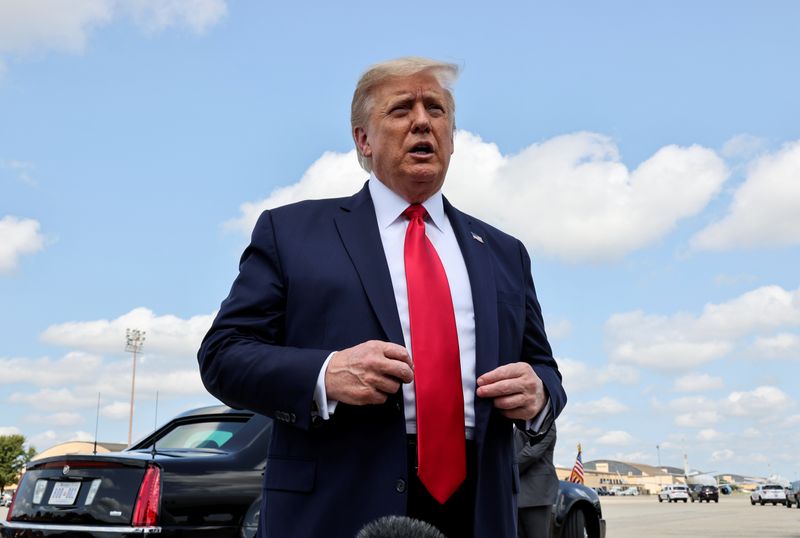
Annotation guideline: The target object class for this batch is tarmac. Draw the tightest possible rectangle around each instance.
[2,495,799,536]
[601,494,800,538]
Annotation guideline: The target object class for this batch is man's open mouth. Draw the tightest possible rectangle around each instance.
[410,142,434,155]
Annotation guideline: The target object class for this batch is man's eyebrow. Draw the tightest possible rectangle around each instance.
[385,91,446,106]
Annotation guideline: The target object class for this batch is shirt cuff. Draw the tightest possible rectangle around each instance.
[313,351,339,420]
[525,399,551,433]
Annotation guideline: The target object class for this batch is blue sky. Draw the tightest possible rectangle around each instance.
[1,1,798,481]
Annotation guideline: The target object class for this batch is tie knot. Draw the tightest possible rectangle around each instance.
[402,204,428,221]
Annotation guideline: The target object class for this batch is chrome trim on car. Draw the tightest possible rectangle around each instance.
[1,521,161,533]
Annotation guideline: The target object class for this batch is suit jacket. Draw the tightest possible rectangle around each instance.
[198,183,566,538]
[514,424,558,508]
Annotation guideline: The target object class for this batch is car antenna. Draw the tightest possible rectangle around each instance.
[150,391,159,459]
[93,392,100,455]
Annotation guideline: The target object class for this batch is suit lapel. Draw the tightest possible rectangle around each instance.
[444,198,498,443]
[334,183,405,346]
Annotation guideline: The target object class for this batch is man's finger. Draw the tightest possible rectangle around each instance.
[476,378,526,399]
[377,358,414,384]
[476,362,528,386]
[380,341,414,369]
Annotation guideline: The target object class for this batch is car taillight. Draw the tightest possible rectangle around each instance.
[6,472,24,521]
[132,465,161,527]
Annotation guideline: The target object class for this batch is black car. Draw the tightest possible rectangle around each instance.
[3,406,269,537]
[3,406,605,537]
[689,484,719,503]
[551,481,606,538]
[786,480,800,509]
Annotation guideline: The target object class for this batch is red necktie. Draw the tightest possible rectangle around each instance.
[403,204,466,504]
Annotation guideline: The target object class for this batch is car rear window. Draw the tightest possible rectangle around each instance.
[764,485,783,490]
[142,419,248,450]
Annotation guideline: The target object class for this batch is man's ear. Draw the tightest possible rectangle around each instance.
[353,127,372,158]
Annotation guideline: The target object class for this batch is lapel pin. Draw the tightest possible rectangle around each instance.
[471,232,484,244]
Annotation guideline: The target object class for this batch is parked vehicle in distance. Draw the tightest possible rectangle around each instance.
[619,487,640,496]
[750,484,787,506]
[690,484,719,503]
[658,484,690,503]
[593,487,612,496]
[785,481,800,509]
[3,406,606,538]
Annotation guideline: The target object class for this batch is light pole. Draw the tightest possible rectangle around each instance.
[125,328,146,446]
[656,444,661,468]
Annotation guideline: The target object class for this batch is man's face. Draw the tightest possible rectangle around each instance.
[354,71,454,204]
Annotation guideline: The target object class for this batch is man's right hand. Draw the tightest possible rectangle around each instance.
[325,340,414,405]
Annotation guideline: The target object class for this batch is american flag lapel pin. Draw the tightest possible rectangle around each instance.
[471,232,484,244]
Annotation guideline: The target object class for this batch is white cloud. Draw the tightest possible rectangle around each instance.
[673,373,724,392]
[664,385,794,429]
[29,430,58,449]
[597,430,634,446]
[224,149,366,234]
[546,319,573,340]
[226,131,728,262]
[666,396,717,413]
[606,285,800,371]
[711,449,734,462]
[752,333,800,359]
[40,307,215,359]
[5,160,37,186]
[712,273,756,287]
[122,0,227,33]
[135,369,205,395]
[0,215,45,273]
[743,428,761,439]
[725,386,792,417]
[692,140,800,251]
[0,426,22,435]
[555,357,639,394]
[101,401,130,420]
[9,388,97,412]
[0,0,225,56]
[675,411,721,428]
[721,134,766,160]
[571,397,628,416]
[697,429,723,442]
[25,412,84,427]
[72,430,94,442]
[0,0,112,54]
[0,352,104,386]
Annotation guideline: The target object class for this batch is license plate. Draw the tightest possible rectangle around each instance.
[49,482,81,505]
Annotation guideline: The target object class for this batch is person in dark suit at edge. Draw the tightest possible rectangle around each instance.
[197,56,567,538]
[514,424,558,537]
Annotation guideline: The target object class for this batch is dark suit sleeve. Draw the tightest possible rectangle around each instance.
[197,210,332,431]
[519,240,567,423]
[515,425,557,473]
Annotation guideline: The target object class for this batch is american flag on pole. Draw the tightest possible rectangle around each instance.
[568,444,585,484]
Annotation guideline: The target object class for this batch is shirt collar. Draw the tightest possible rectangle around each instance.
[368,174,445,232]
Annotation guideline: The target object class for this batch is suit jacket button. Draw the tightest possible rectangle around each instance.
[395,479,407,493]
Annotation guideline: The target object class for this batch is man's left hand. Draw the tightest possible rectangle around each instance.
[476,362,545,420]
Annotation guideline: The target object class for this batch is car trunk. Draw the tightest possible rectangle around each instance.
[8,454,153,526]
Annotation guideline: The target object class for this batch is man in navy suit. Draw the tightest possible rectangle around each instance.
[198,57,566,538]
